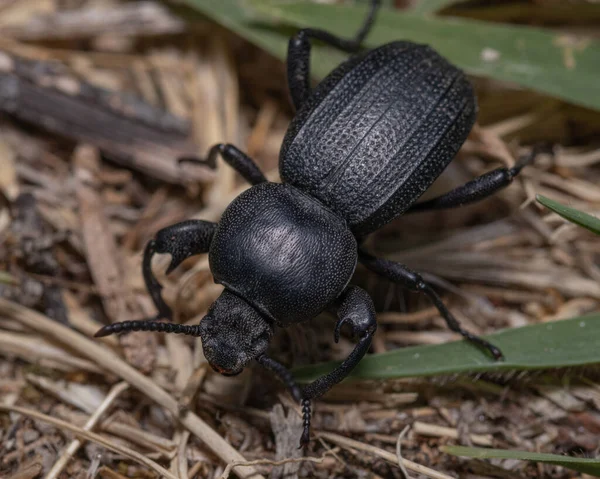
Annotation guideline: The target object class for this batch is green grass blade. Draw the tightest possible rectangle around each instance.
[292,314,600,382]
[177,0,290,60]
[441,446,600,477]
[537,194,600,235]
[411,0,466,15]
[244,1,600,111]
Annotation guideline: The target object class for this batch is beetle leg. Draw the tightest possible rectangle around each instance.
[95,220,217,338]
[142,219,218,319]
[287,0,381,110]
[303,286,377,400]
[406,143,553,214]
[256,354,311,447]
[179,143,266,185]
[256,286,376,447]
[359,250,504,360]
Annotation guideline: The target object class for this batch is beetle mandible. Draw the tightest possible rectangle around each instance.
[96,0,539,446]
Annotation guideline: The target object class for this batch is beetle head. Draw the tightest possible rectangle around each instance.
[199,290,273,376]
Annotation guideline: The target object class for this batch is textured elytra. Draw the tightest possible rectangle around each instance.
[209,183,357,325]
[280,41,477,237]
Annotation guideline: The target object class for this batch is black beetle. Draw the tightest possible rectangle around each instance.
[96,0,539,446]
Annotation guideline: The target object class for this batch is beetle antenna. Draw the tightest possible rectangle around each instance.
[94,320,201,338]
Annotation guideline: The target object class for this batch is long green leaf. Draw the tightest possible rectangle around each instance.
[537,194,600,235]
[411,0,465,15]
[442,446,600,477]
[185,0,600,111]
[293,313,600,382]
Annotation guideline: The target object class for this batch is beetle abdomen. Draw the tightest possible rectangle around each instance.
[209,183,357,325]
[280,41,477,237]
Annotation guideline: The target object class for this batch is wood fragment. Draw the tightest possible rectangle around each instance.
[0,50,213,184]
[269,404,303,479]
[2,2,185,41]
[74,145,129,324]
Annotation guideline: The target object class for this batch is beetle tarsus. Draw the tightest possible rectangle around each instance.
[359,250,505,361]
[299,399,312,448]
[286,0,381,110]
[142,240,173,321]
[179,143,266,185]
[302,287,377,400]
[406,142,555,214]
[512,141,555,175]
[144,220,218,321]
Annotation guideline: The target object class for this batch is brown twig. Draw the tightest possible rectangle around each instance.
[0,50,212,184]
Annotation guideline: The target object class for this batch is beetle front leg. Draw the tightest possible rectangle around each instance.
[303,286,377,399]
[146,219,218,318]
[95,220,217,337]
[179,143,267,185]
[406,144,551,214]
[359,250,503,360]
[287,0,381,110]
[257,286,376,447]
[257,354,312,447]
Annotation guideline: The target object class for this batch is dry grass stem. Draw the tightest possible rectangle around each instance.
[219,455,328,479]
[396,425,412,479]
[45,382,129,479]
[412,421,494,447]
[318,431,454,479]
[0,403,178,479]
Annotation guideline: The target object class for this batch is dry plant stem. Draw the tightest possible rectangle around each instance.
[45,382,129,479]
[25,374,100,414]
[0,331,103,374]
[219,456,327,479]
[177,430,191,479]
[100,419,176,452]
[396,425,412,479]
[318,431,453,479]
[75,145,129,324]
[0,403,177,479]
[413,422,492,447]
[0,299,264,479]
[97,466,130,479]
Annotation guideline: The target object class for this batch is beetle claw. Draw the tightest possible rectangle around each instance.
[334,317,348,343]
[299,429,310,449]
[165,253,186,275]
